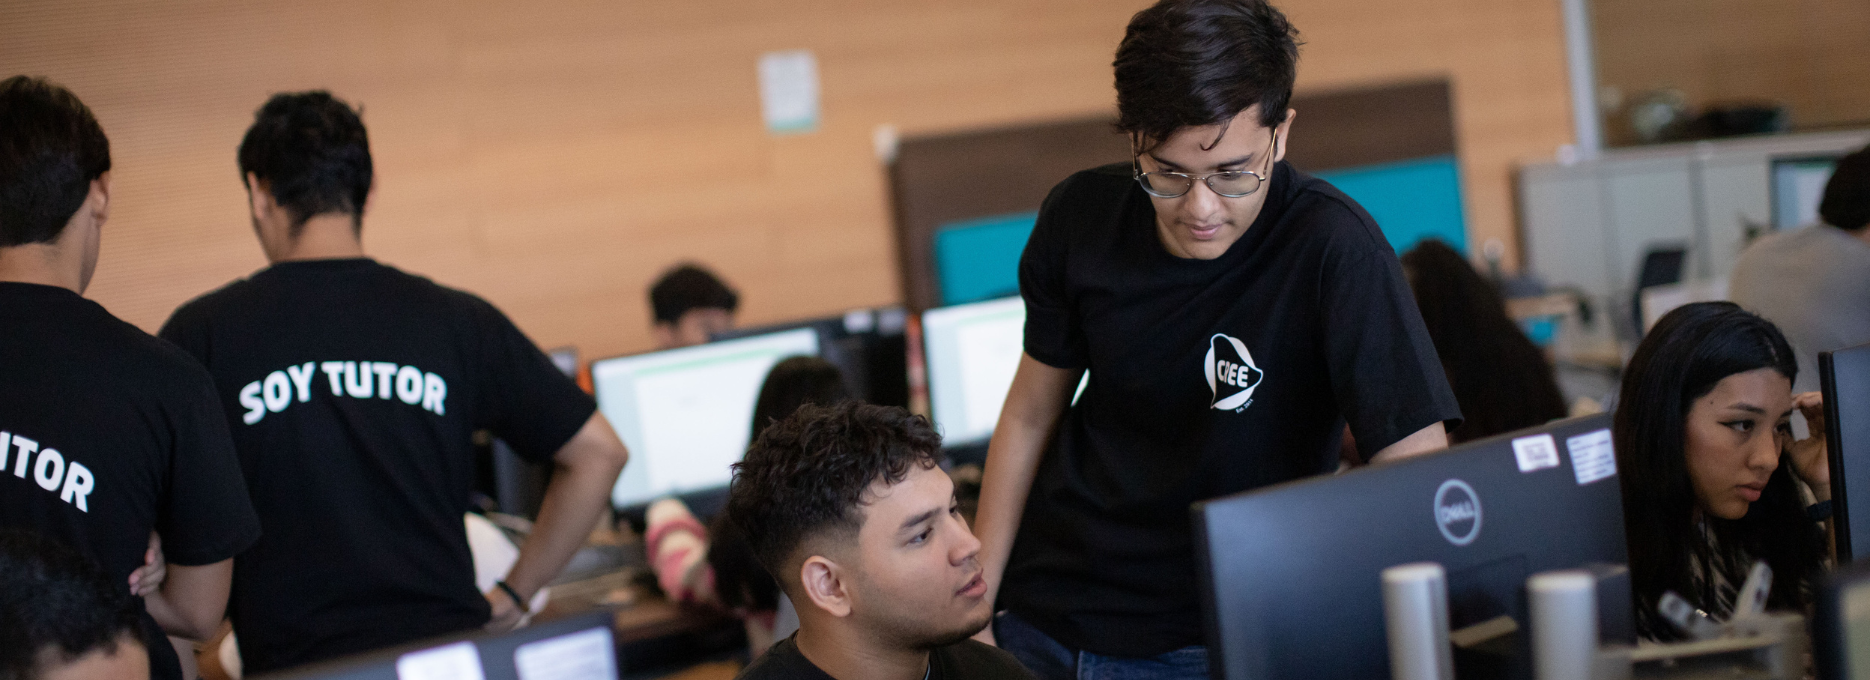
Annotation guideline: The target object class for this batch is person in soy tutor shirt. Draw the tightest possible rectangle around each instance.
[157,91,631,675]
[0,75,262,680]
[728,402,1036,680]
[968,1,1463,678]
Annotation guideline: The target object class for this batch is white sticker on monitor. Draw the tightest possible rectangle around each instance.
[1566,429,1616,485]
[516,627,617,680]
[397,641,485,680]
[1511,434,1560,472]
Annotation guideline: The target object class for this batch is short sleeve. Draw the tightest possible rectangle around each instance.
[1019,178,1089,369]
[468,300,597,463]
[1320,244,1462,459]
[158,369,262,566]
[157,302,210,364]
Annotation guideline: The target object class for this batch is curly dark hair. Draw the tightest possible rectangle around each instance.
[712,356,852,612]
[0,75,110,247]
[725,402,943,587]
[0,529,144,679]
[1615,302,1824,640]
[237,90,372,235]
[1114,0,1301,150]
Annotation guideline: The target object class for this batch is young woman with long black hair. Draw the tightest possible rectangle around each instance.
[1615,301,1831,640]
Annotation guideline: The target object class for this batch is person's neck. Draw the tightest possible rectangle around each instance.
[0,243,83,293]
[273,214,366,262]
[794,623,930,680]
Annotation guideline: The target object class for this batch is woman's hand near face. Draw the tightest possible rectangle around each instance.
[1789,391,1830,500]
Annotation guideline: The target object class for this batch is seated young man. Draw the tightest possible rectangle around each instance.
[0,529,152,680]
[726,402,1034,680]
[648,263,739,349]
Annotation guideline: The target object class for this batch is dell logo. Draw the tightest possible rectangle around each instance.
[1434,479,1482,546]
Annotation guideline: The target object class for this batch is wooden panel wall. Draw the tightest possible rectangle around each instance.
[0,0,1572,359]
[1594,0,1870,145]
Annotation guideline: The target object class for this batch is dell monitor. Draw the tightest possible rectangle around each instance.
[1815,558,1870,680]
[921,296,1027,449]
[1772,155,1841,230]
[255,610,616,680]
[592,327,819,511]
[1194,414,1629,680]
[1823,342,1870,562]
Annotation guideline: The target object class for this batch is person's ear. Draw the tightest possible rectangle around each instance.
[798,556,853,618]
[1273,109,1296,163]
[89,172,112,228]
[245,173,273,224]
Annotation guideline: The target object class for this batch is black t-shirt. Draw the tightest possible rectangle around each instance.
[0,283,261,680]
[737,636,1037,680]
[158,259,597,674]
[1000,162,1461,656]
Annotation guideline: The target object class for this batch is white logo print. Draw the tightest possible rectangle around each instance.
[1204,334,1264,411]
[1434,479,1482,546]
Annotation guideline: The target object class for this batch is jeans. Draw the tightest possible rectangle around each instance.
[994,610,1211,680]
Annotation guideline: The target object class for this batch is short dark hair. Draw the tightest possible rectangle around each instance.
[1820,146,1870,232]
[0,76,111,247]
[237,91,372,234]
[1113,0,1301,149]
[1614,302,1821,640]
[726,402,943,587]
[649,263,738,324]
[0,530,144,678]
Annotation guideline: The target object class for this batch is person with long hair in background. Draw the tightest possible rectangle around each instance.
[1401,239,1568,443]
[1615,302,1830,640]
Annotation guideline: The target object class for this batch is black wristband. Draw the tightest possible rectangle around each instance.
[495,580,527,610]
[1808,500,1834,522]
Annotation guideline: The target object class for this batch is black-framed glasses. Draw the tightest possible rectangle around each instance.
[1131,131,1276,199]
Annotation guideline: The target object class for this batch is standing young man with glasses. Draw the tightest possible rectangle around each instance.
[970,1,1462,677]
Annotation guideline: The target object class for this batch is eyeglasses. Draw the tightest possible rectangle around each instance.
[1131,131,1276,199]
[1132,166,1267,199]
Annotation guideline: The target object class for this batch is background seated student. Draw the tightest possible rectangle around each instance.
[1730,145,1870,394]
[1401,239,1569,443]
[727,402,1035,680]
[647,357,851,654]
[1615,302,1830,640]
[649,262,740,349]
[0,529,152,680]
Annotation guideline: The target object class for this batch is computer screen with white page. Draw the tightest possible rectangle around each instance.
[922,296,1027,447]
[593,328,819,509]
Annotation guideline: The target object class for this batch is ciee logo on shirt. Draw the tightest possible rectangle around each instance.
[1434,479,1482,546]
[1204,334,1264,411]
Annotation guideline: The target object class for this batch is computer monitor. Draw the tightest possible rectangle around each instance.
[1772,155,1841,230]
[1194,414,1630,680]
[593,327,819,509]
[1822,342,1870,562]
[1815,558,1870,680]
[713,306,911,408]
[921,296,1026,448]
[255,610,616,680]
